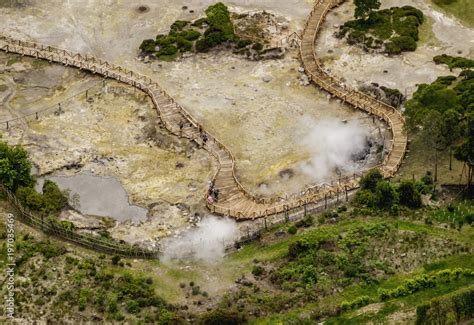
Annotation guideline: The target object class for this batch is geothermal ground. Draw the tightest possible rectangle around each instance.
[0,0,472,249]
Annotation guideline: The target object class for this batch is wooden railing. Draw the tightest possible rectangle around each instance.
[0,2,407,222]
[1,184,158,258]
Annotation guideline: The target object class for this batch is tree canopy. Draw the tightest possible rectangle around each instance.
[0,141,35,191]
[354,0,381,19]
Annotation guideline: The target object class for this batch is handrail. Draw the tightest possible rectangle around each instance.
[0,4,407,221]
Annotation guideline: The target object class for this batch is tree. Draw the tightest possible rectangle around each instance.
[0,142,35,191]
[398,180,422,208]
[454,112,474,190]
[360,169,383,192]
[420,111,448,182]
[354,0,381,19]
[375,181,398,209]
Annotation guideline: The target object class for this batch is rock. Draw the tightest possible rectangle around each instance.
[299,74,310,86]
[262,75,272,83]
[144,56,150,63]
[298,66,305,73]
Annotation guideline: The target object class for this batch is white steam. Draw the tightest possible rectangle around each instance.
[300,118,369,183]
[160,216,238,263]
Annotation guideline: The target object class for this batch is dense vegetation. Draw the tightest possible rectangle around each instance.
[139,3,267,61]
[0,141,68,216]
[337,6,424,54]
[434,54,474,70]
[0,222,182,323]
[416,285,474,324]
[404,67,474,188]
[353,169,429,213]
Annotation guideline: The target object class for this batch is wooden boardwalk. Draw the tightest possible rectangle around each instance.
[0,1,406,220]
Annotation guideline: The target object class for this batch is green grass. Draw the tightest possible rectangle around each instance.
[431,0,474,28]
[418,16,440,47]
[393,134,466,185]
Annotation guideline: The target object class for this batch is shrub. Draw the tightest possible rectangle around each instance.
[170,20,189,32]
[176,37,193,52]
[192,286,201,296]
[415,286,474,325]
[42,179,68,212]
[340,295,372,311]
[434,54,474,70]
[111,255,121,265]
[390,35,417,52]
[287,225,297,234]
[139,39,156,53]
[398,180,422,208]
[199,309,247,325]
[375,181,398,209]
[181,29,201,41]
[354,189,376,207]
[158,44,178,56]
[126,299,140,313]
[252,265,265,277]
[205,3,235,41]
[295,215,314,228]
[0,141,35,191]
[360,169,383,192]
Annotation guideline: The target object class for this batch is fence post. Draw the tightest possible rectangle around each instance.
[324,194,327,209]
[304,201,307,216]
[345,186,349,202]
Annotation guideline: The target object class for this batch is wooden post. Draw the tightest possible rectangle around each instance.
[345,186,348,202]
[6,121,8,130]
[304,201,307,216]
[324,194,327,209]
[35,112,38,120]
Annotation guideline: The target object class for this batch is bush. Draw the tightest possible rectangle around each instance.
[398,180,422,208]
[176,37,192,52]
[170,20,189,32]
[434,54,474,70]
[375,181,398,209]
[415,286,474,325]
[0,141,35,191]
[205,3,235,41]
[181,29,201,41]
[139,39,156,53]
[360,169,383,192]
[199,309,247,325]
[340,295,372,311]
[111,255,121,265]
[354,189,376,207]
[287,225,297,235]
[126,299,140,313]
[16,179,68,216]
[252,265,265,277]
[295,215,314,228]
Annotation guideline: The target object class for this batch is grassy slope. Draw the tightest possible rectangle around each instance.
[248,216,474,324]
[393,134,467,185]
[431,0,474,28]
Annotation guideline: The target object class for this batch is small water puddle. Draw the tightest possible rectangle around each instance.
[36,172,148,223]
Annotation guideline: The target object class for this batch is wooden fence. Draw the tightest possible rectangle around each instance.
[1,184,159,259]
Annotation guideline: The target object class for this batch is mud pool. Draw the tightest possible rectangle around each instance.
[37,173,148,223]
[1,0,471,245]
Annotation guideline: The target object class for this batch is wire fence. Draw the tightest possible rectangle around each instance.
[1,184,159,259]
[224,186,356,253]
[0,80,109,130]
